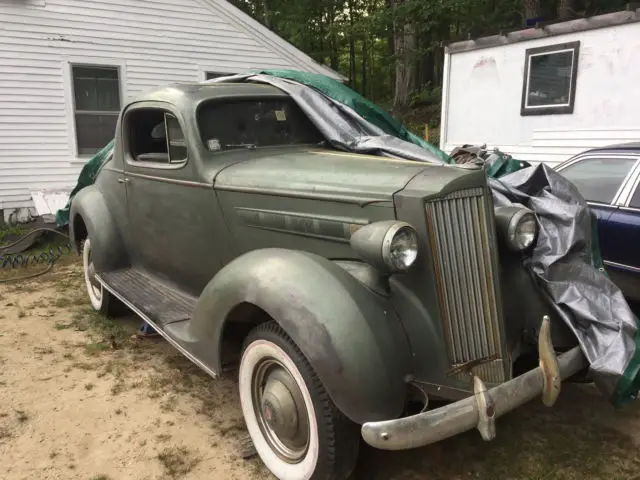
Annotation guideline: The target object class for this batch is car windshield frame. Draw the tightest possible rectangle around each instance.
[195,96,326,154]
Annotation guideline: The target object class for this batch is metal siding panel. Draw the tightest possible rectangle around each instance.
[0,0,338,212]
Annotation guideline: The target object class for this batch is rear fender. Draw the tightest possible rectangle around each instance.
[69,185,128,272]
[189,248,412,424]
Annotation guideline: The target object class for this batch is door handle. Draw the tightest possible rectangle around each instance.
[117,177,130,184]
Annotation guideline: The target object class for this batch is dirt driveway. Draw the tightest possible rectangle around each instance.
[2,259,640,480]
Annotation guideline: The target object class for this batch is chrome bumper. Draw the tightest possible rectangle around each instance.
[361,316,589,450]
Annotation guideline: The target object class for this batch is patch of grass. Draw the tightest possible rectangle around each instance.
[72,361,95,371]
[156,433,172,442]
[55,322,73,330]
[0,427,12,440]
[160,394,178,412]
[0,224,27,245]
[355,386,640,480]
[33,346,54,355]
[148,373,172,391]
[17,310,25,318]
[157,446,200,478]
[84,342,109,356]
[84,383,94,391]
[110,378,126,396]
[15,410,28,423]
[89,476,110,480]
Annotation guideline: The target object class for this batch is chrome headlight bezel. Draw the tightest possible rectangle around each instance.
[350,220,419,274]
[381,223,419,272]
[495,206,539,252]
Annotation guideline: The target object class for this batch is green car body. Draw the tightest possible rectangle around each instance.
[70,82,588,479]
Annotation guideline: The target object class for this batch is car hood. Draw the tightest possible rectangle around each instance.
[212,147,436,204]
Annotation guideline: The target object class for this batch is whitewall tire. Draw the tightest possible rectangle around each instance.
[239,321,359,480]
[81,238,124,317]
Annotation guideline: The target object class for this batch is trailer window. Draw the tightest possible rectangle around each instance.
[521,41,580,116]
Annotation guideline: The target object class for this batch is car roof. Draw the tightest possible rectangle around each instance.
[128,82,290,108]
[580,141,640,154]
[556,141,640,170]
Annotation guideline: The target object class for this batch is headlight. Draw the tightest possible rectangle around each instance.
[383,224,419,271]
[495,206,538,252]
[350,220,419,273]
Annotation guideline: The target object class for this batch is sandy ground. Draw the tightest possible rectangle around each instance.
[2,259,640,480]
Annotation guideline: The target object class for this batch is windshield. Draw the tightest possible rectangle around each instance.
[197,97,325,152]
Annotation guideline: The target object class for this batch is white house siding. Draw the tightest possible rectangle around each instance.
[0,0,340,221]
[439,18,640,167]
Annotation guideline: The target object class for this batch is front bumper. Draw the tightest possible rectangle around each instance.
[361,316,589,450]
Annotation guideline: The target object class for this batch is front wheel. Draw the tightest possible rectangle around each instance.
[239,321,360,480]
[82,237,125,317]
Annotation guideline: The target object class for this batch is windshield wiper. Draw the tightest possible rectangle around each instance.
[224,143,256,150]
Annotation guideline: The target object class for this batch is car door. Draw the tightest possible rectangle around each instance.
[604,170,640,300]
[121,102,224,296]
[556,155,639,269]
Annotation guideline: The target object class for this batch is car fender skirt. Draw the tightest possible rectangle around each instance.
[190,248,411,424]
[69,186,127,273]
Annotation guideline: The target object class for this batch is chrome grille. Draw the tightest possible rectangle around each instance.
[425,187,506,385]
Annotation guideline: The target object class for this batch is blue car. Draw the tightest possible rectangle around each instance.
[555,142,640,301]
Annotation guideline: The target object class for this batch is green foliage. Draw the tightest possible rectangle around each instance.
[228,0,628,123]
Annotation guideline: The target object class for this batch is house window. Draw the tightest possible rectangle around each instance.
[520,41,580,116]
[71,65,121,155]
[205,71,231,80]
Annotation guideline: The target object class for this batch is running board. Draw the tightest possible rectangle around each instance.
[95,271,218,380]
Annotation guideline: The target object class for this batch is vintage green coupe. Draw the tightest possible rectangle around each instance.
[70,81,588,479]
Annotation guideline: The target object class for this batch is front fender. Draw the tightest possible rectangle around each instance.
[189,248,412,424]
[69,185,128,272]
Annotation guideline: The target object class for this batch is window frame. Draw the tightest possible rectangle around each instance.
[197,66,234,82]
[69,62,123,157]
[556,153,640,207]
[520,41,580,117]
[121,102,190,171]
[195,95,325,154]
[64,59,126,161]
[620,157,640,212]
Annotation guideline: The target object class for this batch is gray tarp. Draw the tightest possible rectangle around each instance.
[207,73,640,407]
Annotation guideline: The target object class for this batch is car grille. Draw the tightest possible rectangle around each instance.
[424,187,507,385]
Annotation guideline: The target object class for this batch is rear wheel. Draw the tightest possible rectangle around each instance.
[82,237,125,317]
[239,321,360,480]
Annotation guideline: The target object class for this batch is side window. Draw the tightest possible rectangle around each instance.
[629,183,640,209]
[127,108,187,164]
[559,157,636,204]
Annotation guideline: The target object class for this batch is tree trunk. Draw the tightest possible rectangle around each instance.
[393,0,415,112]
[523,0,540,21]
[558,0,573,19]
[262,0,270,28]
[362,38,368,98]
[386,0,395,88]
[348,0,357,92]
[328,3,338,70]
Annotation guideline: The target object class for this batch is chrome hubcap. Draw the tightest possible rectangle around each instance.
[252,359,310,463]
